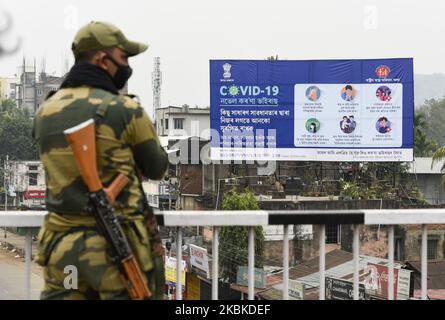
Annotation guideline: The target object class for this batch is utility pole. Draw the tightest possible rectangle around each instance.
[151,57,162,122]
[4,154,9,238]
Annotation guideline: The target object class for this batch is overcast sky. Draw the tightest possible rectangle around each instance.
[1,0,445,117]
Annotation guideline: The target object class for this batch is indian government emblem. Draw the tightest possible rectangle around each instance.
[222,63,232,80]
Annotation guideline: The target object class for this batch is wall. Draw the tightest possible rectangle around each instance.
[402,225,445,261]
[155,107,210,139]
[415,175,445,205]
[264,240,295,267]
[180,195,203,211]
[180,164,203,195]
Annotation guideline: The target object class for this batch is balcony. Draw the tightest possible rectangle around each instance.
[0,209,444,300]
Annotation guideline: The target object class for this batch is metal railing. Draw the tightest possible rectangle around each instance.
[1,209,445,300]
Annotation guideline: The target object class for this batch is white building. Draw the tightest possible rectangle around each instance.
[7,160,46,208]
[0,77,19,101]
[155,105,210,139]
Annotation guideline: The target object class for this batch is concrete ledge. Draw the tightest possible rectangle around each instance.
[0,211,47,227]
[1,209,445,227]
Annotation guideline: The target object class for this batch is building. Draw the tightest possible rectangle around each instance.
[35,72,65,110]
[408,157,445,204]
[11,59,67,115]
[7,160,46,209]
[9,59,133,116]
[155,105,210,139]
[0,77,18,101]
[14,61,37,113]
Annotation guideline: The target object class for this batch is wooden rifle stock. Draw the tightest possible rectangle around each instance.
[63,119,152,299]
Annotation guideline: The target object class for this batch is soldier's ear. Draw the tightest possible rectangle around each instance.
[93,51,109,70]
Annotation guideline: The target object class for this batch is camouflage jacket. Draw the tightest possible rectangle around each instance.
[33,86,168,218]
[33,86,168,271]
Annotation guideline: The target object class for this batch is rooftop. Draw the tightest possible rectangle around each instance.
[408,157,444,175]
[405,260,445,289]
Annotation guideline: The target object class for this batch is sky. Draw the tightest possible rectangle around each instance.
[1,0,445,117]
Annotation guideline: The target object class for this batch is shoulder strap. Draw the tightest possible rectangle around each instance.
[94,96,113,126]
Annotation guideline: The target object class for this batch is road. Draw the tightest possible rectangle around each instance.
[0,248,43,300]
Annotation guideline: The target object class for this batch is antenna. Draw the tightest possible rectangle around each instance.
[61,50,70,75]
[151,57,162,121]
[40,57,46,75]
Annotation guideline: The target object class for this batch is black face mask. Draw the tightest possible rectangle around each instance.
[104,54,133,90]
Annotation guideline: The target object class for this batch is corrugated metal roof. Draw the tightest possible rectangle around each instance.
[273,249,402,290]
[405,260,445,289]
[230,274,282,295]
[294,256,402,289]
[408,157,444,175]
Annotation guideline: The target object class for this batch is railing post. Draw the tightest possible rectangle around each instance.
[353,224,359,300]
[25,228,32,300]
[212,226,219,300]
[388,225,395,300]
[283,225,289,300]
[248,227,255,300]
[176,227,182,300]
[319,224,325,300]
[421,224,428,300]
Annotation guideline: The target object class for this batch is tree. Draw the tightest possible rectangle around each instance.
[414,111,438,156]
[0,103,38,162]
[219,189,265,283]
[419,98,445,146]
[1,99,17,112]
[266,55,279,61]
[432,146,445,184]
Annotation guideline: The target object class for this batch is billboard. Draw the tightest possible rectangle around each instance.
[24,190,45,199]
[364,263,412,300]
[236,266,267,289]
[189,244,210,278]
[325,277,366,300]
[289,279,304,300]
[210,59,414,162]
[165,256,186,286]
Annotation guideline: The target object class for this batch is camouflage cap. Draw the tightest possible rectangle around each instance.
[72,21,148,57]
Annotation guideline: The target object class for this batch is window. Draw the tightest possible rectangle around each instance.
[395,238,404,261]
[428,239,438,260]
[326,224,340,244]
[165,118,169,130]
[29,172,38,186]
[174,118,184,129]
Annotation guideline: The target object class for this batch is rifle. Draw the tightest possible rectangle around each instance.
[63,118,152,300]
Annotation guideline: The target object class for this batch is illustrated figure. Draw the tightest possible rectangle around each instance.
[377,116,392,134]
[341,85,355,101]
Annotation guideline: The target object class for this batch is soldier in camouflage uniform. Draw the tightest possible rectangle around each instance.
[32,21,168,300]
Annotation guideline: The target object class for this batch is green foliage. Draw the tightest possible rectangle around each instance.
[219,189,265,283]
[339,162,412,200]
[432,146,445,184]
[340,180,377,200]
[414,111,438,156]
[1,99,17,112]
[419,98,445,146]
[0,101,38,162]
